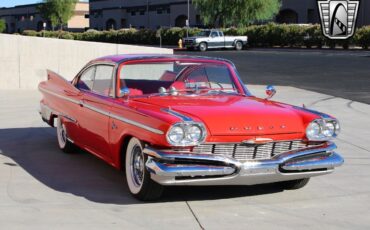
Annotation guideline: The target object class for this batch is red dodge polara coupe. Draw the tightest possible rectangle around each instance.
[39,54,343,200]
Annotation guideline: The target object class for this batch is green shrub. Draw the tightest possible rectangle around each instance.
[19,24,370,49]
[354,26,370,49]
[23,30,39,37]
[303,25,323,48]
[0,19,6,33]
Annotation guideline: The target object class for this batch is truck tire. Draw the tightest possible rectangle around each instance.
[199,42,207,52]
[235,41,243,51]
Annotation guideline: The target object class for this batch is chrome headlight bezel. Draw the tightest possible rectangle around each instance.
[166,122,207,146]
[306,118,340,141]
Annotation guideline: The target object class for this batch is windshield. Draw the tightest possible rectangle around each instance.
[118,60,241,97]
[196,31,211,37]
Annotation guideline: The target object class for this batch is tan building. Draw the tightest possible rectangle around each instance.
[0,1,89,33]
[89,0,370,30]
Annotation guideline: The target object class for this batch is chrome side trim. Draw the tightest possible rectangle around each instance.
[109,111,164,135]
[39,87,164,135]
[39,88,80,105]
[161,108,193,122]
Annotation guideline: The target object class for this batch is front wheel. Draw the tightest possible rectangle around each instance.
[199,42,207,52]
[125,137,164,201]
[277,178,310,190]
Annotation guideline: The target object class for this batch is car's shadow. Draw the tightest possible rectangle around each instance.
[0,127,284,204]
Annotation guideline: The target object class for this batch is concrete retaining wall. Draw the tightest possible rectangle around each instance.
[0,34,172,89]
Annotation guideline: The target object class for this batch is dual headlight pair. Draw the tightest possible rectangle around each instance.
[167,122,207,146]
[167,118,340,146]
[306,118,340,141]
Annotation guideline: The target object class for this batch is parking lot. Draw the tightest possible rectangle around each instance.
[176,49,370,104]
[1,79,370,229]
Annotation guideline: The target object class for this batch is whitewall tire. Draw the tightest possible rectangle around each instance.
[56,117,76,153]
[125,137,164,200]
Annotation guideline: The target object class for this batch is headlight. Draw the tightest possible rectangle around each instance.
[168,126,184,143]
[306,119,340,141]
[167,122,207,146]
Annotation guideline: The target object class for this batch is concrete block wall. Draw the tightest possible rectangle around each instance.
[0,34,172,89]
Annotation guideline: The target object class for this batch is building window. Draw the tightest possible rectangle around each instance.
[30,15,34,21]
[167,8,170,14]
[121,19,127,28]
[140,10,145,15]
[106,19,117,30]
[196,15,201,25]
[276,9,298,24]
[131,11,136,16]
[307,9,315,24]
[157,9,163,15]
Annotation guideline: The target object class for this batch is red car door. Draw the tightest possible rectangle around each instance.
[76,64,115,160]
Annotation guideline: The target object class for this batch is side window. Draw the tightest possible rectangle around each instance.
[219,31,224,37]
[210,31,219,37]
[77,66,95,91]
[93,65,114,97]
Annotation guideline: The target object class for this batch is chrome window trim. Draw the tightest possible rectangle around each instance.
[73,61,118,99]
[39,87,164,135]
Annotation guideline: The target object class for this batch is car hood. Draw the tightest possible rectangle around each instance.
[132,95,317,136]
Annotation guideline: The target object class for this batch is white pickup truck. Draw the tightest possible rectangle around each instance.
[184,29,248,51]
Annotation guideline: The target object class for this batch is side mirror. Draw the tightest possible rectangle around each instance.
[265,85,276,100]
[120,87,130,98]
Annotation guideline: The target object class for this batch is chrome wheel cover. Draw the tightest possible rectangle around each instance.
[236,42,242,50]
[130,145,145,188]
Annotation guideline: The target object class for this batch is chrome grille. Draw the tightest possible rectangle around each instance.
[184,39,195,45]
[191,140,319,161]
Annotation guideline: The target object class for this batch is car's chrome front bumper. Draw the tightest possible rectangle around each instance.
[143,142,344,186]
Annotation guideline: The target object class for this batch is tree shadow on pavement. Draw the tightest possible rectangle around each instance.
[0,127,284,205]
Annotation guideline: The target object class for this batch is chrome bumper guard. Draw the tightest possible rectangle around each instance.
[143,142,344,186]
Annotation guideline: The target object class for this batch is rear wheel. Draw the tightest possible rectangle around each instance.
[199,42,207,52]
[125,137,164,201]
[235,41,243,51]
[56,117,76,153]
[278,178,310,190]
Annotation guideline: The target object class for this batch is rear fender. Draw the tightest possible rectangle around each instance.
[45,70,81,95]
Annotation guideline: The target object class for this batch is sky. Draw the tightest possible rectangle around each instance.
[0,0,88,8]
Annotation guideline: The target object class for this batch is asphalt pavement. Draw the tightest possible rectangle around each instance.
[176,49,370,104]
[0,87,369,229]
